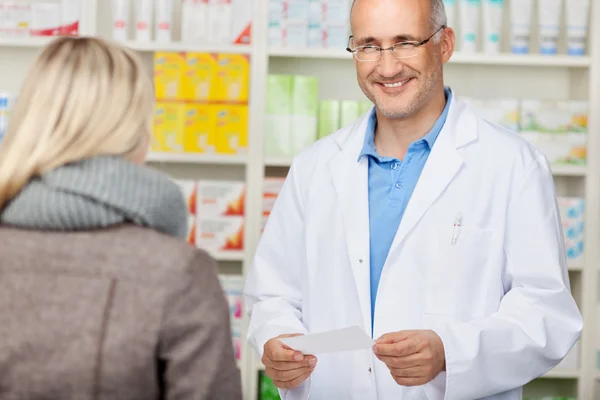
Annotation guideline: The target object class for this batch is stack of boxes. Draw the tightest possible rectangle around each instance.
[218,274,244,362]
[174,179,246,253]
[558,197,585,266]
[318,99,373,139]
[152,52,250,156]
[462,97,589,166]
[264,74,319,157]
[264,73,374,157]
[268,0,351,48]
[262,178,286,232]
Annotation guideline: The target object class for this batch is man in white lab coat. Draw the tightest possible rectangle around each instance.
[244,0,583,398]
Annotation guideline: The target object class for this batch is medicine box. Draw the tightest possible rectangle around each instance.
[195,216,245,252]
[174,179,198,215]
[184,104,217,153]
[152,102,185,152]
[318,100,340,139]
[215,54,250,103]
[183,52,218,102]
[214,105,249,154]
[154,52,186,101]
[187,215,196,245]
[196,180,246,217]
[265,75,294,156]
[290,75,319,155]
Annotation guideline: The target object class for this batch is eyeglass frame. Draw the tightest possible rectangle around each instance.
[346,25,447,62]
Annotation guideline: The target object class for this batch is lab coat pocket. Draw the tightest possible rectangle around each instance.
[424,223,497,319]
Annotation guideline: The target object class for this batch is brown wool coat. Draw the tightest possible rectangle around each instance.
[0,224,242,400]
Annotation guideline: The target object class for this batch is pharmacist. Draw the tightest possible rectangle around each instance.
[243,0,583,398]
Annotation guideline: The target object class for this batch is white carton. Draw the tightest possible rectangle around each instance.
[206,0,232,44]
[196,216,245,252]
[231,0,252,44]
[196,180,245,216]
[181,0,208,43]
[31,2,61,36]
[174,179,197,215]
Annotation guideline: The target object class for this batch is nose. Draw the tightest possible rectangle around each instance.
[378,49,404,78]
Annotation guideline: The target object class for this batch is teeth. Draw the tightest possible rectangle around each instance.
[383,80,408,88]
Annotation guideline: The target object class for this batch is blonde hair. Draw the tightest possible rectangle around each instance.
[0,36,154,209]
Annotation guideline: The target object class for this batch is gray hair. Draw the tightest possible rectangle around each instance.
[351,0,447,43]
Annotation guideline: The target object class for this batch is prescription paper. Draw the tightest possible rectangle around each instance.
[279,326,374,355]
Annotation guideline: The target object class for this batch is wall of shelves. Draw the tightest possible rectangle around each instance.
[0,0,598,399]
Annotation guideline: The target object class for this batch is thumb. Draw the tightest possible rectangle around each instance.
[277,333,304,350]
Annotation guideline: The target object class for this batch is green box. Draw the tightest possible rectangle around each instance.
[258,371,280,400]
[266,75,293,115]
[318,100,340,139]
[290,75,319,154]
[340,100,360,127]
[359,100,374,115]
[291,75,320,117]
[265,74,294,156]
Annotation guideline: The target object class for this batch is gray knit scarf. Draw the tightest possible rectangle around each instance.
[0,156,188,238]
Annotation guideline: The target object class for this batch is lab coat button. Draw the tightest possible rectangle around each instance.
[358,258,363,264]
[368,367,372,373]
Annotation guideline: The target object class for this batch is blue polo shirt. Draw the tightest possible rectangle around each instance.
[358,88,452,330]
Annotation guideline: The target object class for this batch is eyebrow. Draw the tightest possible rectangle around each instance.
[354,34,420,45]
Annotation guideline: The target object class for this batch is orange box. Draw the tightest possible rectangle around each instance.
[196,216,245,252]
[196,180,245,216]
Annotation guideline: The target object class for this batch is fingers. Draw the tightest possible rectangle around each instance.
[390,375,428,387]
[265,356,317,371]
[374,337,423,357]
[271,368,314,390]
[376,330,418,344]
[267,364,315,383]
[389,365,426,378]
[375,353,424,369]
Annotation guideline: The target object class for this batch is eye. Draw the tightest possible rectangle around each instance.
[359,45,379,53]
[395,42,417,50]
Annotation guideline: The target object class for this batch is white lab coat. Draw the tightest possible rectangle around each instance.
[244,95,583,400]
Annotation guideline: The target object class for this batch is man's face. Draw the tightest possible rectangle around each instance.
[350,0,453,119]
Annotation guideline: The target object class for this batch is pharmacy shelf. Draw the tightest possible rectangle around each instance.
[541,369,581,379]
[0,36,55,48]
[146,152,248,165]
[568,263,584,272]
[210,250,245,262]
[268,47,590,68]
[449,53,590,68]
[264,156,295,167]
[123,41,252,54]
[551,165,587,176]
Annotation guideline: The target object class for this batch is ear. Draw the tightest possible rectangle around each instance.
[439,27,455,64]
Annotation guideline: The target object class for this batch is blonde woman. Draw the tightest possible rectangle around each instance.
[0,37,242,399]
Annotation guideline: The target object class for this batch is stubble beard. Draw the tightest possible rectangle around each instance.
[359,66,442,120]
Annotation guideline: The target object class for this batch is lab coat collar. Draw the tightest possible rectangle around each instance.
[329,94,478,335]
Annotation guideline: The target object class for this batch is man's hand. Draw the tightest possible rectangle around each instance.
[262,334,317,390]
[373,330,445,387]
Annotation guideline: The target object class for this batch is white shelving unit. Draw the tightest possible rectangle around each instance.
[0,0,598,399]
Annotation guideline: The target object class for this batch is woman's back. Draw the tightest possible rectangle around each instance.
[0,224,241,399]
[0,36,242,399]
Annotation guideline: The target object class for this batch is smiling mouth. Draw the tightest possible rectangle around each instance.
[380,78,412,88]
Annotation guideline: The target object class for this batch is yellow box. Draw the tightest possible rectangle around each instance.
[152,102,185,152]
[215,54,250,103]
[215,105,248,154]
[184,104,217,153]
[183,53,219,102]
[154,52,186,101]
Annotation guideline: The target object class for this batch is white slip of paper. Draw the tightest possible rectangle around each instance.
[278,326,374,355]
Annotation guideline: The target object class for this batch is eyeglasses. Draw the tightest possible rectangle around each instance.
[346,25,446,62]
